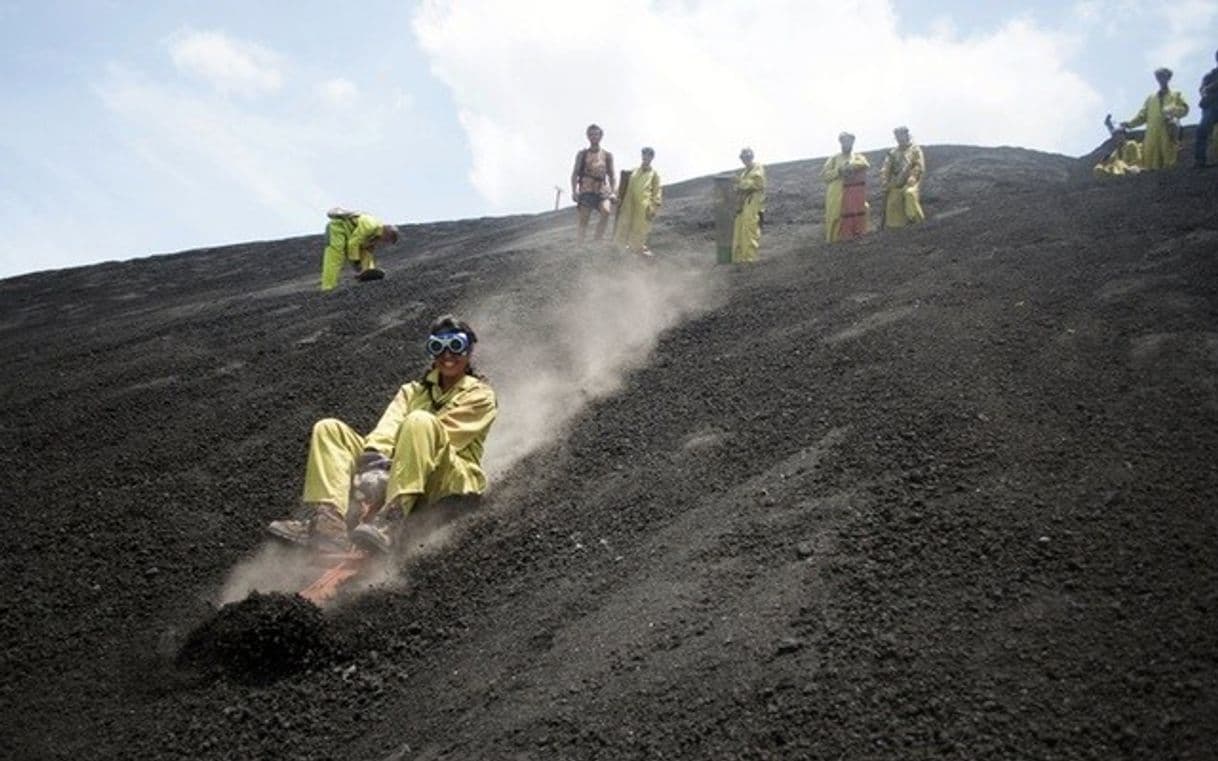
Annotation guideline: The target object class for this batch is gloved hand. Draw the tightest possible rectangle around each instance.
[355,450,391,473]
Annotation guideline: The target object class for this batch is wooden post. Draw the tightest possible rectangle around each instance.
[554,186,563,211]
[714,174,736,264]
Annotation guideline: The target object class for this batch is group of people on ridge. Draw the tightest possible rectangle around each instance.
[275,58,1218,557]
[1094,58,1218,177]
[570,123,664,256]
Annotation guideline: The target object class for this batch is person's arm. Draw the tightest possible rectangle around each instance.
[905,147,925,185]
[1166,91,1189,120]
[738,165,765,192]
[347,215,381,259]
[648,172,662,218]
[606,151,617,196]
[571,150,584,198]
[437,385,497,451]
[820,156,840,183]
[880,151,894,187]
[850,154,871,172]
[363,384,416,454]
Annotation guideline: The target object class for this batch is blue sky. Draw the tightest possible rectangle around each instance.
[1,0,1215,279]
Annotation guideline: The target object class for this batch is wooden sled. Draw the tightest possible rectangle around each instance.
[299,549,374,606]
[840,172,868,240]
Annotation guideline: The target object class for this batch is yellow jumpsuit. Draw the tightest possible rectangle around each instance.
[731,163,766,263]
[302,370,497,517]
[1125,90,1189,170]
[321,213,387,292]
[820,152,871,242]
[613,166,662,252]
[1093,140,1143,178]
[880,144,926,228]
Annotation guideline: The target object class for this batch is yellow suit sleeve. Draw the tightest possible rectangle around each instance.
[908,147,925,183]
[347,215,382,260]
[1166,91,1189,119]
[364,383,419,453]
[647,172,662,217]
[437,385,498,451]
[738,165,765,192]
[820,156,841,183]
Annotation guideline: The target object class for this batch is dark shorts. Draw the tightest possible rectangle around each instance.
[577,192,609,210]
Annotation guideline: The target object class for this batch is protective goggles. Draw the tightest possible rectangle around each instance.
[425,332,472,357]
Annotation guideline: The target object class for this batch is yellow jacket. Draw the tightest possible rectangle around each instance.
[1126,90,1189,169]
[365,369,497,469]
[328,213,387,262]
[880,144,925,190]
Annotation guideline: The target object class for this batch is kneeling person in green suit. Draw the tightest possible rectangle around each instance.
[320,208,400,292]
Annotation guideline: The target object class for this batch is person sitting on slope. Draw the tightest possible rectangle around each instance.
[267,315,497,554]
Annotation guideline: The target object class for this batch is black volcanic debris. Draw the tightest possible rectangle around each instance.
[177,593,339,684]
[1,145,1217,760]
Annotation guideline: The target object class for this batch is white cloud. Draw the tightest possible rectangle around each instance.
[1146,1,1218,71]
[413,0,1103,212]
[98,64,323,222]
[169,29,283,97]
[318,77,360,108]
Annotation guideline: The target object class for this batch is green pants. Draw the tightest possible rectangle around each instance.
[884,183,925,227]
[301,412,481,516]
[320,220,378,291]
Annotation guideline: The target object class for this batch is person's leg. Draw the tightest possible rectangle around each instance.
[268,418,364,546]
[576,201,592,242]
[903,184,925,224]
[884,188,905,228]
[594,198,612,240]
[1195,107,1217,167]
[320,221,347,291]
[354,410,480,552]
[301,418,366,517]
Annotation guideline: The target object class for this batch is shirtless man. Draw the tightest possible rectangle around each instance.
[570,124,617,243]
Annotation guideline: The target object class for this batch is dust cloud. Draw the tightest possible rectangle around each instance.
[216,256,719,606]
[469,257,722,477]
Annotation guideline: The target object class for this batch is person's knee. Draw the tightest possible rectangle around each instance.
[313,417,345,436]
[403,409,439,429]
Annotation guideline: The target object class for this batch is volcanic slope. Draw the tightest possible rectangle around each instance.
[2,145,1217,761]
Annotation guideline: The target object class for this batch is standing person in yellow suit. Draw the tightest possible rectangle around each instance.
[880,127,926,228]
[613,147,663,256]
[1122,67,1189,170]
[1094,116,1143,178]
[731,147,766,263]
[267,315,497,554]
[319,208,400,292]
[820,132,871,242]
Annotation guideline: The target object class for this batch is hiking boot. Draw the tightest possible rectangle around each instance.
[310,505,350,551]
[267,503,348,551]
[351,503,405,554]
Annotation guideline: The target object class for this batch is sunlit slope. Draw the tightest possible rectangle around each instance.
[1,145,1216,761]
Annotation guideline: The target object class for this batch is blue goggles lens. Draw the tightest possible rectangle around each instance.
[426,332,471,357]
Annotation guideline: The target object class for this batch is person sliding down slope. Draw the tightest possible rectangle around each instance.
[267,315,497,554]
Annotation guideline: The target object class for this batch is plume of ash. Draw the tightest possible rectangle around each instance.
[470,257,721,478]
[216,502,471,607]
[217,542,325,606]
[216,257,717,606]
